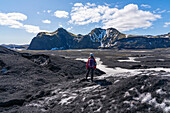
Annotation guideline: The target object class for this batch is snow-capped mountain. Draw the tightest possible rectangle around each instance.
[28,28,170,50]
[88,28,126,48]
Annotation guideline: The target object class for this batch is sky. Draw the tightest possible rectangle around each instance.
[0,0,170,44]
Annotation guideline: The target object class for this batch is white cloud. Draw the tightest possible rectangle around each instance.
[0,12,45,33]
[141,4,151,8]
[69,3,161,31]
[42,10,51,14]
[163,22,170,27]
[67,27,73,31]
[69,3,117,25]
[104,3,111,6]
[102,4,161,31]
[153,8,161,13]
[0,12,26,28]
[115,5,119,8]
[37,12,40,14]
[158,10,166,13]
[86,3,96,7]
[59,24,63,27]
[153,8,167,14]
[23,25,41,33]
[42,19,51,24]
[47,10,51,13]
[7,13,27,21]
[54,11,69,18]
[74,3,83,7]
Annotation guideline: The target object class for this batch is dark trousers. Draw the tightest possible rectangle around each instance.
[86,68,94,81]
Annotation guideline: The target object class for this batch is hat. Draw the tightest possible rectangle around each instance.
[90,53,93,56]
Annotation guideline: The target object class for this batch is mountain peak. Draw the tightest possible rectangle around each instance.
[106,28,119,32]
[57,27,66,31]
[56,27,69,34]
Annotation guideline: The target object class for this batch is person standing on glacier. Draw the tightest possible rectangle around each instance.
[86,53,97,82]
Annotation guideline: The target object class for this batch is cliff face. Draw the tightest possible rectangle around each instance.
[28,28,170,50]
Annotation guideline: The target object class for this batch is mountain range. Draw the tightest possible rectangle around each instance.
[28,28,170,50]
[1,44,29,50]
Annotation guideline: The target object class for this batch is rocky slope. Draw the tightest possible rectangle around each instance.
[28,28,170,50]
[0,46,104,112]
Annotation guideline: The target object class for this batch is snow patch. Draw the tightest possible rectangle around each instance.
[130,51,153,52]
[132,92,170,113]
[158,59,165,61]
[124,91,130,97]
[114,80,120,84]
[141,93,152,103]
[59,96,77,105]
[51,47,64,50]
[79,85,99,93]
[156,89,166,95]
[118,57,140,62]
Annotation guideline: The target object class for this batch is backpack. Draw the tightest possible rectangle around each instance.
[89,58,95,68]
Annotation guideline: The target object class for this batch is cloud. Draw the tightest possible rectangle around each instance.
[69,3,116,25]
[69,3,161,31]
[102,4,161,31]
[141,4,151,8]
[0,12,26,28]
[0,12,45,33]
[59,24,63,27]
[23,25,41,33]
[54,11,69,18]
[42,19,51,24]
[115,5,119,8]
[41,10,51,14]
[67,27,73,31]
[158,10,166,13]
[47,10,51,13]
[74,3,83,7]
[86,3,96,7]
[163,22,170,27]
[153,8,162,13]
[104,3,111,6]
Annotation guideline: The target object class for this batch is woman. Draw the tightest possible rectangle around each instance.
[86,53,96,82]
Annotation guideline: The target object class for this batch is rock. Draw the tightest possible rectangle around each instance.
[0,99,25,107]
[0,46,20,55]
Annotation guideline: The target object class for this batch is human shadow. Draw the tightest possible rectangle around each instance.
[94,79,112,86]
[79,78,112,86]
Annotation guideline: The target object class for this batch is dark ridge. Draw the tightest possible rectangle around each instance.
[0,99,25,107]
[0,46,19,55]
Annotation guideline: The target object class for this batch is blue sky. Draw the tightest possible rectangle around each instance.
[0,0,170,44]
